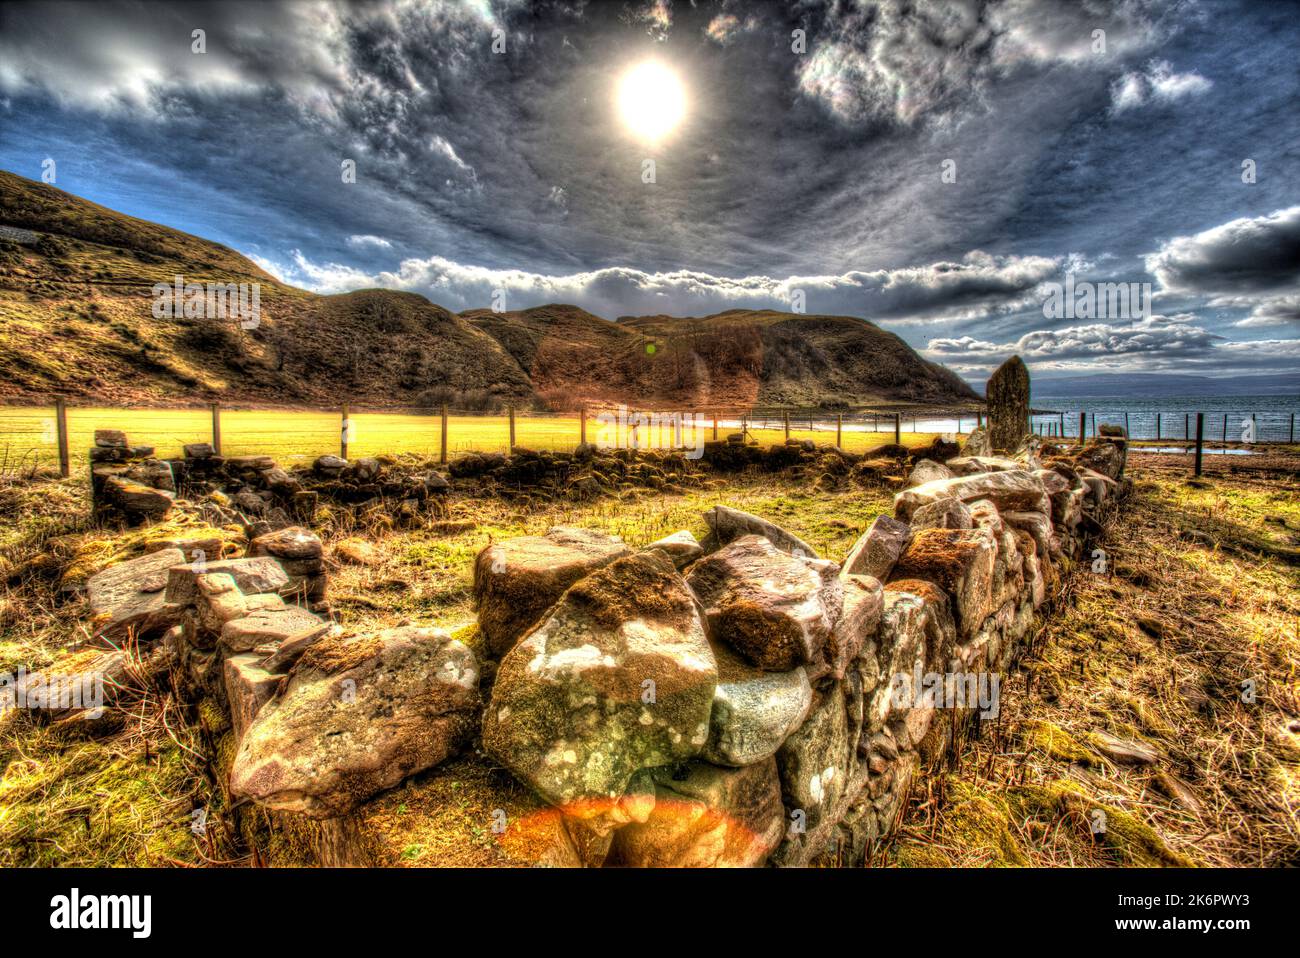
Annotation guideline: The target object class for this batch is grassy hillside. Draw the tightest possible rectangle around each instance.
[0,170,978,410]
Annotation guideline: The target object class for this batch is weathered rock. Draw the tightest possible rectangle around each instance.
[125,458,175,492]
[103,476,174,520]
[890,528,997,640]
[776,684,851,835]
[94,429,128,449]
[1073,439,1125,481]
[190,574,285,643]
[248,526,323,562]
[825,573,883,680]
[333,537,380,566]
[961,426,992,457]
[701,505,817,558]
[1091,730,1160,765]
[164,557,292,608]
[223,653,282,741]
[314,454,347,475]
[85,548,185,640]
[910,496,973,531]
[687,535,843,672]
[474,526,630,657]
[842,515,911,581]
[894,469,1049,522]
[985,355,1030,453]
[945,455,1023,475]
[183,442,215,459]
[906,459,953,488]
[703,644,812,767]
[644,530,704,570]
[230,627,479,818]
[482,551,716,818]
[221,603,330,653]
[608,758,785,867]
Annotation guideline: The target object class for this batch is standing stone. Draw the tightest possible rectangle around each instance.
[985,355,1030,453]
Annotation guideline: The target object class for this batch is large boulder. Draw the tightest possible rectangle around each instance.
[687,535,843,672]
[703,644,812,767]
[85,548,185,640]
[230,627,479,818]
[700,505,816,558]
[894,470,1049,523]
[889,528,997,640]
[474,527,630,657]
[482,551,717,820]
[842,515,910,582]
[607,758,785,867]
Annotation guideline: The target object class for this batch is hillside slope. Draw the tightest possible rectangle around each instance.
[0,170,978,410]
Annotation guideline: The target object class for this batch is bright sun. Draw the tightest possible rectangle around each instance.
[616,61,687,142]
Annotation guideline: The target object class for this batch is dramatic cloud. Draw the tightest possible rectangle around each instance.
[1146,206,1300,327]
[1,0,1297,379]
[253,248,1061,322]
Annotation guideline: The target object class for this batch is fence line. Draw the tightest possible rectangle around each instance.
[0,400,1295,475]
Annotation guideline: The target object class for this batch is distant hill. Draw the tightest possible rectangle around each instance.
[0,170,977,410]
[1025,372,1300,399]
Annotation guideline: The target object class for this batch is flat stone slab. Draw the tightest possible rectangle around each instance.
[221,604,330,653]
[843,515,911,582]
[86,547,185,640]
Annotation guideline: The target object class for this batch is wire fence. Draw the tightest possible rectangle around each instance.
[0,400,1295,477]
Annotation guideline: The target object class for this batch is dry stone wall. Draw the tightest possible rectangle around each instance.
[35,422,1130,867]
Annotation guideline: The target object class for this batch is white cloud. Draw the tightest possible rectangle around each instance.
[1110,60,1211,112]
[346,234,393,249]
[252,247,1061,323]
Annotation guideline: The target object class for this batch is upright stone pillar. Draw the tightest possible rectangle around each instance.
[985,355,1030,453]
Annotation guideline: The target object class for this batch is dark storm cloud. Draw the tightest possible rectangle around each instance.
[1,0,1298,377]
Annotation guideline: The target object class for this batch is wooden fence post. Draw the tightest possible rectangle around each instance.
[1222,414,1228,444]
[210,402,222,456]
[894,413,901,444]
[340,404,349,460]
[713,411,719,440]
[1291,413,1295,444]
[1124,411,1130,437]
[54,399,69,478]
[1078,411,1086,444]
[440,405,448,464]
[836,413,842,449]
[508,405,517,450]
[579,406,587,447]
[1194,412,1205,477]
[1156,413,1161,440]
[783,409,790,440]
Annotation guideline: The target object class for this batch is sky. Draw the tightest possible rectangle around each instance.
[1,0,1298,383]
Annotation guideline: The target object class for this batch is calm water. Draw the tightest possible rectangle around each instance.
[1027,394,1299,442]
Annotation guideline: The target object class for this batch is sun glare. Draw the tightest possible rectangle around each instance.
[616,60,687,142]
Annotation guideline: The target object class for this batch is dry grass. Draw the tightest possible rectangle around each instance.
[887,456,1300,867]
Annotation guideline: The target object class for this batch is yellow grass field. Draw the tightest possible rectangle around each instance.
[0,405,958,474]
